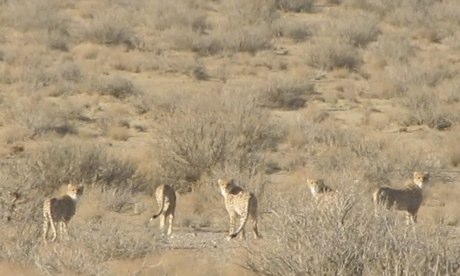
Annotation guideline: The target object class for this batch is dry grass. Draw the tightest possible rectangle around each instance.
[244,189,460,275]
[0,0,460,274]
[153,91,282,192]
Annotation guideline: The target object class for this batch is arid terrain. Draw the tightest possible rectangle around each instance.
[1,0,460,275]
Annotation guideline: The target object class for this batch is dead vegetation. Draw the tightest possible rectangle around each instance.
[0,0,460,275]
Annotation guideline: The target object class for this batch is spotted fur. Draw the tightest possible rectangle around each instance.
[43,183,84,244]
[373,171,430,224]
[149,184,176,236]
[307,178,336,203]
[218,179,259,241]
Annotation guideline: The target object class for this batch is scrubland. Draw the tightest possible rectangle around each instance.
[0,0,460,275]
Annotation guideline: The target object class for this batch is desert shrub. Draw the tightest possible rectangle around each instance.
[154,91,283,192]
[96,187,135,213]
[76,220,155,261]
[343,0,399,16]
[244,189,460,275]
[1,0,70,32]
[148,0,208,33]
[187,0,277,54]
[398,87,458,129]
[370,32,415,64]
[289,118,447,186]
[190,63,209,81]
[331,13,380,48]
[0,141,149,194]
[308,38,362,71]
[0,97,77,138]
[59,61,83,82]
[84,15,141,50]
[275,19,313,42]
[258,79,315,110]
[91,75,140,99]
[276,0,315,13]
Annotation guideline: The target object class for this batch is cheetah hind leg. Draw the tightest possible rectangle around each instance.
[226,212,237,241]
[43,219,50,244]
[50,221,58,242]
[228,212,249,241]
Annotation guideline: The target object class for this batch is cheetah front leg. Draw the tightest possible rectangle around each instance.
[251,215,259,239]
[167,213,174,236]
[60,221,69,240]
[43,219,50,244]
[227,211,237,241]
[50,221,58,242]
[159,213,166,236]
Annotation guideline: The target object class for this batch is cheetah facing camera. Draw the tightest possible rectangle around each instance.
[43,182,84,244]
[148,184,176,236]
[306,178,335,199]
[373,171,430,224]
[218,179,259,241]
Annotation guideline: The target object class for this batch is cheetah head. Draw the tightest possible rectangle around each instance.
[306,178,324,197]
[67,182,84,200]
[413,171,429,188]
[217,179,234,195]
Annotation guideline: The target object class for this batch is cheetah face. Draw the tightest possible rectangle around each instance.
[306,178,323,196]
[413,171,429,188]
[67,183,84,200]
[217,179,234,195]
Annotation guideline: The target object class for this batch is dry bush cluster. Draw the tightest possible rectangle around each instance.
[0,216,156,275]
[244,188,460,275]
[258,79,316,110]
[286,118,447,187]
[0,141,149,195]
[153,91,283,193]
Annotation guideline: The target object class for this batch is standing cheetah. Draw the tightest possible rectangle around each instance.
[218,179,259,241]
[373,171,430,224]
[148,184,176,236]
[306,178,335,200]
[43,182,84,244]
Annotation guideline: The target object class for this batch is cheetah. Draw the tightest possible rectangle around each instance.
[306,178,336,203]
[43,183,84,244]
[373,171,430,224]
[218,179,259,241]
[148,184,176,236]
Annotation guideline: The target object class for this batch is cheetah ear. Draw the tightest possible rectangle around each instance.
[217,179,222,185]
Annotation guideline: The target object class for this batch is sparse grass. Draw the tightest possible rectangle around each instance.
[275,19,313,42]
[0,0,460,274]
[84,16,141,50]
[370,31,415,65]
[276,0,315,13]
[0,97,77,138]
[331,13,380,48]
[0,141,149,194]
[107,125,131,141]
[154,91,283,192]
[308,38,362,71]
[91,75,140,99]
[244,190,460,275]
[258,79,315,110]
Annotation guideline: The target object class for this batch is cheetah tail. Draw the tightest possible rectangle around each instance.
[151,191,165,220]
